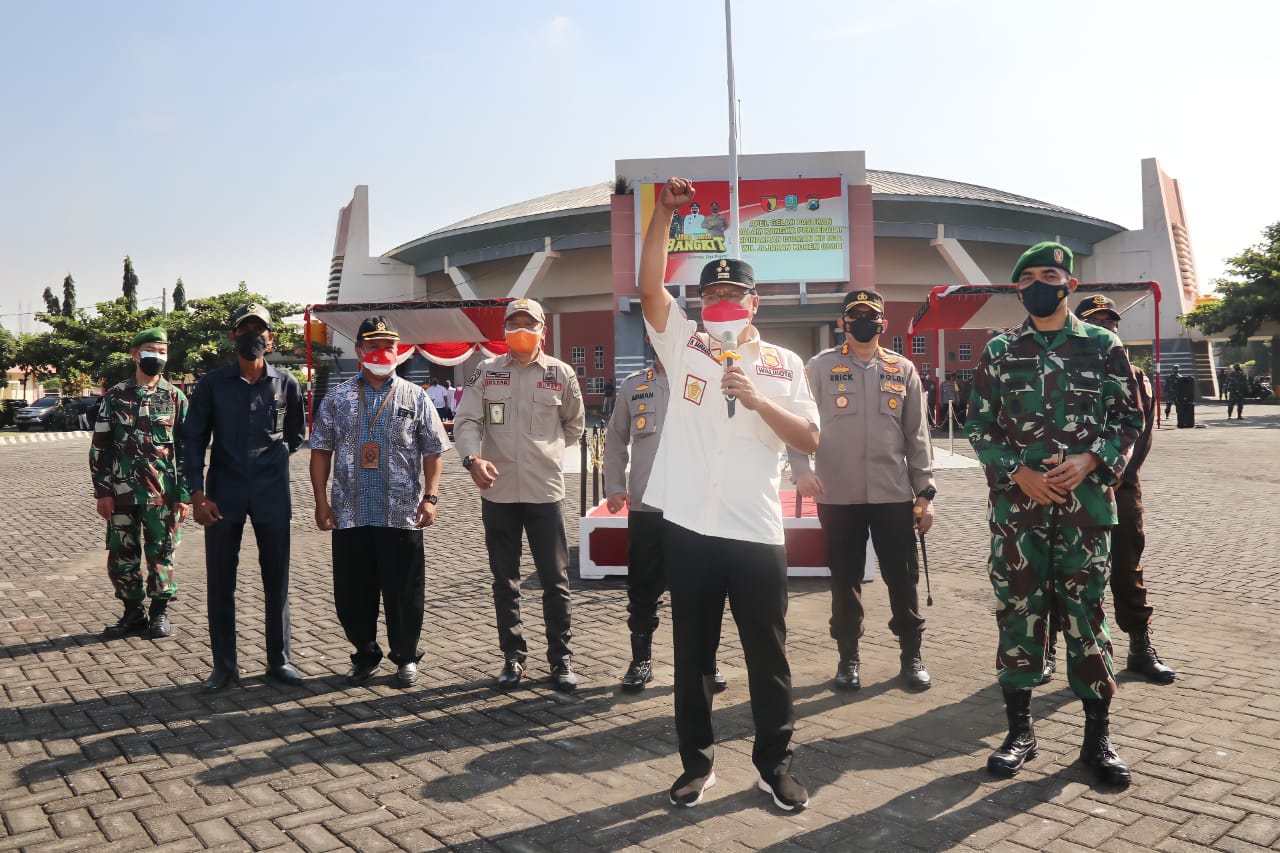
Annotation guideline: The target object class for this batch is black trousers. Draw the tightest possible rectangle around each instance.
[481,499,572,664]
[665,521,794,778]
[204,516,292,671]
[1110,483,1151,634]
[332,526,425,666]
[626,510,666,635]
[817,501,925,645]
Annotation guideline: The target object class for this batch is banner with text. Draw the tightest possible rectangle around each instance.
[635,177,848,284]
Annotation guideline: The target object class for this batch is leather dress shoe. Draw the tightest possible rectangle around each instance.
[834,658,861,691]
[551,659,578,693]
[266,664,303,687]
[397,662,419,688]
[496,658,525,689]
[712,666,728,694]
[201,668,241,692]
[346,660,380,686]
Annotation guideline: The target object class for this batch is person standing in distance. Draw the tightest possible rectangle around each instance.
[309,316,449,688]
[966,243,1143,786]
[90,327,191,640]
[789,290,936,694]
[639,177,819,812]
[1225,364,1249,420]
[453,298,586,692]
[183,304,306,692]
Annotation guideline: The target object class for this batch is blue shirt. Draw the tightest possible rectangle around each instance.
[182,362,305,522]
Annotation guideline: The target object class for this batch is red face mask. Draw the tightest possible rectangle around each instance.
[361,347,397,377]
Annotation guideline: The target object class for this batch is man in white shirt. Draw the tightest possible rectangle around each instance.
[639,176,819,812]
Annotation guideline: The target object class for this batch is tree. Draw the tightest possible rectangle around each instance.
[0,323,16,376]
[122,255,139,313]
[42,286,61,315]
[62,274,77,316]
[173,277,187,312]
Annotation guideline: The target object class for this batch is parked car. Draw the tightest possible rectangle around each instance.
[0,400,29,429]
[1251,375,1274,400]
[14,396,66,431]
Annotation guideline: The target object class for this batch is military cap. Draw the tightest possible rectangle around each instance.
[1011,241,1073,283]
[130,327,168,348]
[1075,294,1119,320]
[231,303,273,330]
[357,316,399,340]
[842,289,885,314]
[504,298,546,324]
[698,258,755,292]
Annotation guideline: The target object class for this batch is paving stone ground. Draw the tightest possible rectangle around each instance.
[1,403,1278,852]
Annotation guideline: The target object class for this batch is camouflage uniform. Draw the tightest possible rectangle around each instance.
[90,378,190,602]
[966,313,1143,700]
[1225,369,1249,419]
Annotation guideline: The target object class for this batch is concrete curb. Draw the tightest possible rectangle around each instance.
[0,430,91,445]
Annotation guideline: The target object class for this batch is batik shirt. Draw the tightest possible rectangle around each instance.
[90,377,190,507]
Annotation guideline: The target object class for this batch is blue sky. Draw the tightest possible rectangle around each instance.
[3,0,1277,330]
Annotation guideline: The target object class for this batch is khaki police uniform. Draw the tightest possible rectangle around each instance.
[454,350,586,666]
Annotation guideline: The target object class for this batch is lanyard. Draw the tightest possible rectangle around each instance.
[358,379,395,440]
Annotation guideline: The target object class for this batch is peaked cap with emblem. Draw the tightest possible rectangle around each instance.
[1011,241,1073,283]
[130,327,168,348]
[842,289,885,314]
[232,303,273,330]
[504,298,546,324]
[698,258,755,292]
[1075,294,1119,320]
[357,315,400,341]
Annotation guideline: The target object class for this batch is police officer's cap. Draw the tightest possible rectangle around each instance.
[698,258,755,293]
[357,316,400,341]
[1011,241,1073,283]
[842,289,885,315]
[232,303,273,331]
[130,327,168,349]
[1075,294,1119,321]
[504,298,546,325]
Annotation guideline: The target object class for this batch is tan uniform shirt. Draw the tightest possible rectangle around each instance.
[603,367,668,512]
[454,350,586,504]
[789,343,934,504]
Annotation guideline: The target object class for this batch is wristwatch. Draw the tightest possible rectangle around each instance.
[462,454,476,470]
[422,494,439,505]
[916,486,937,501]
[1006,461,1023,478]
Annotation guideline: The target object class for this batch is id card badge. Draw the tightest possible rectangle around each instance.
[361,442,380,469]
[488,402,506,425]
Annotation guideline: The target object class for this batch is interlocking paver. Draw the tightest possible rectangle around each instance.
[1,406,1279,850]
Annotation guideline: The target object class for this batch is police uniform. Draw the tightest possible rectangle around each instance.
[183,304,305,690]
[966,243,1144,785]
[643,259,818,802]
[788,290,936,692]
[90,327,190,639]
[453,299,586,687]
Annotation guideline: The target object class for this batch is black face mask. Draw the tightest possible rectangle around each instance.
[845,315,882,344]
[1019,280,1068,318]
[138,353,166,377]
[235,331,268,360]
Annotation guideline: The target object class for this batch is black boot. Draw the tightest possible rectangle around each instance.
[987,688,1037,777]
[1080,698,1131,786]
[899,633,932,691]
[833,638,860,691]
[621,633,653,692]
[1040,625,1057,684]
[1126,628,1175,684]
[103,601,147,639]
[147,598,172,639]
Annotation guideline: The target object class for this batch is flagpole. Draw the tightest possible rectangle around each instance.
[724,0,740,260]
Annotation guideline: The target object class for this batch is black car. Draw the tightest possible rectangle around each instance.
[1,400,29,429]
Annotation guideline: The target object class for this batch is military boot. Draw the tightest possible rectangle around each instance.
[987,688,1036,777]
[1080,698,1132,786]
[833,638,860,691]
[899,633,932,691]
[1126,628,1175,684]
[147,598,172,639]
[1040,625,1058,684]
[620,633,654,692]
[103,601,148,639]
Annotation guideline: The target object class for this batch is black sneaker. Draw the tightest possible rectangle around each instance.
[551,659,578,693]
[758,771,809,811]
[668,770,716,807]
[496,658,525,689]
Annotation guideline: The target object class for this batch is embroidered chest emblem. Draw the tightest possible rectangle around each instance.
[683,375,707,406]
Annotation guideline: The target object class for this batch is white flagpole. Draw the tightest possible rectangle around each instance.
[725,0,740,260]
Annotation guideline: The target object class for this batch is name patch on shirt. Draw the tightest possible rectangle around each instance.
[485,371,511,387]
[396,407,414,418]
[687,335,712,358]
[683,374,708,406]
[756,365,794,380]
[536,381,562,392]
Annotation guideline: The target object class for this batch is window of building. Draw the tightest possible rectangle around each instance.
[571,346,585,365]
[575,366,585,378]
[594,345,605,370]
[958,369,974,381]
[586,376,605,395]
[959,343,972,361]
[912,336,927,355]
[891,335,903,353]
[921,362,932,378]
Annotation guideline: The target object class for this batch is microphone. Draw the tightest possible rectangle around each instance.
[720,331,737,418]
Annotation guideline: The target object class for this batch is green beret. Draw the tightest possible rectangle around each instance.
[131,327,168,348]
[1011,241,1073,283]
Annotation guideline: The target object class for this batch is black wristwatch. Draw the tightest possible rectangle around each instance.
[462,454,475,470]
[422,494,439,505]
[916,486,937,501]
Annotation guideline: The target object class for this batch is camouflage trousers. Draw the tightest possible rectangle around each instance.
[988,521,1116,700]
[106,505,181,602]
